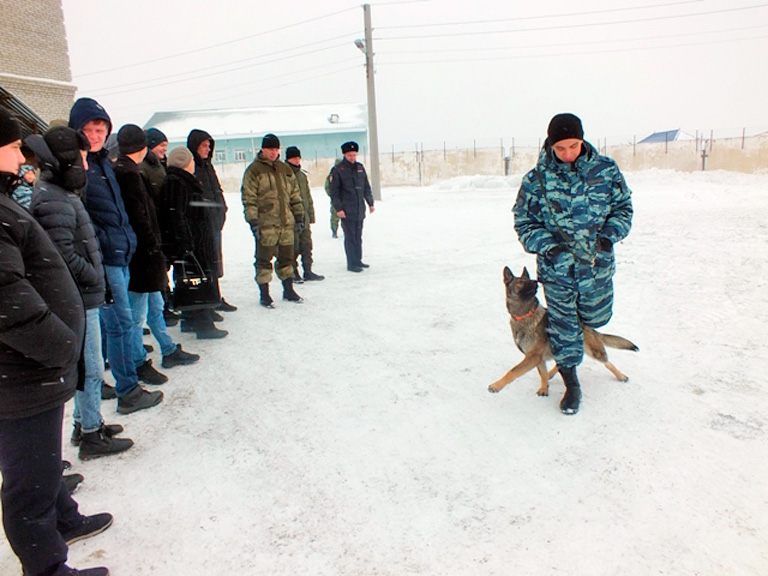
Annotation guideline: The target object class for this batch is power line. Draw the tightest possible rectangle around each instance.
[77,6,359,77]
[84,36,357,96]
[378,4,768,41]
[380,23,768,55]
[378,33,768,65]
[378,0,705,30]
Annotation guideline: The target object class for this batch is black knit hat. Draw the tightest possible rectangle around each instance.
[547,113,584,145]
[285,146,300,160]
[0,108,22,148]
[262,133,280,149]
[117,124,148,155]
[145,128,168,150]
[341,141,359,153]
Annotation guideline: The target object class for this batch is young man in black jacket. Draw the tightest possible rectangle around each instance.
[0,108,112,576]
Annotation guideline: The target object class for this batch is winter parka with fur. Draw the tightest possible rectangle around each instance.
[241,152,304,241]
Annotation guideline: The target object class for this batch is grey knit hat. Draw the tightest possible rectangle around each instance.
[167,146,194,169]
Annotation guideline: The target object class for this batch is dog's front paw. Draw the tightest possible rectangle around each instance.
[536,388,549,397]
[488,384,501,394]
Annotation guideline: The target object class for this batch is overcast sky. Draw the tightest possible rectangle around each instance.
[61,0,768,149]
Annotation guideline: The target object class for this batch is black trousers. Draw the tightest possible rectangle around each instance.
[0,405,82,576]
[341,218,364,267]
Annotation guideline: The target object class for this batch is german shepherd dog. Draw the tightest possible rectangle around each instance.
[488,266,638,396]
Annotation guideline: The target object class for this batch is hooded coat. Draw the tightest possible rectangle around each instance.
[68,98,137,268]
[27,134,106,310]
[187,129,226,277]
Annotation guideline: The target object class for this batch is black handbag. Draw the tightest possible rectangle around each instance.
[172,253,221,311]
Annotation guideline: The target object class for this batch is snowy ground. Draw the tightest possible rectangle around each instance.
[2,169,767,575]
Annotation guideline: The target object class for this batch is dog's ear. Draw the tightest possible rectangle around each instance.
[521,267,530,280]
[503,266,514,284]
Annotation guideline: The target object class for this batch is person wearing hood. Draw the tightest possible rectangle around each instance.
[113,124,201,372]
[27,126,135,460]
[186,128,237,313]
[12,163,36,208]
[0,108,112,576]
[69,97,163,415]
[513,113,633,415]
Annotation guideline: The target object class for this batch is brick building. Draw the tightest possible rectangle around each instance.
[0,0,75,133]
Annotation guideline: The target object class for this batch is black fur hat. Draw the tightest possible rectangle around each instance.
[341,141,359,153]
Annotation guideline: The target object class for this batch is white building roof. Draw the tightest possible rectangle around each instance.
[144,103,366,141]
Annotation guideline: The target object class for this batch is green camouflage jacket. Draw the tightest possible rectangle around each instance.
[513,141,632,281]
[288,162,315,224]
[241,152,304,229]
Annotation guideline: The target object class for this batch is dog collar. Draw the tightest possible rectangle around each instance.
[512,308,537,322]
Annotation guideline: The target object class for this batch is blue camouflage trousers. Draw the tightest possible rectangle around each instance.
[541,255,614,369]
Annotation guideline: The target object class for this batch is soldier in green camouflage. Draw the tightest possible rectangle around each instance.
[285,146,324,281]
[513,113,633,415]
[241,134,305,307]
[324,158,342,238]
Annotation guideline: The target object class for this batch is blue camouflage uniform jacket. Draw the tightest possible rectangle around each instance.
[513,141,633,284]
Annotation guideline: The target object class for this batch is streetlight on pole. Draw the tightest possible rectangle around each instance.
[355,3,381,201]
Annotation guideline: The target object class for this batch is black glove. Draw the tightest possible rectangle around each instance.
[249,222,260,240]
[294,215,305,235]
[598,237,613,251]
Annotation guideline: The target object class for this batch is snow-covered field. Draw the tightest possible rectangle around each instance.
[2,169,767,575]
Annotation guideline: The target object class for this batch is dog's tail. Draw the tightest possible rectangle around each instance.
[598,333,639,352]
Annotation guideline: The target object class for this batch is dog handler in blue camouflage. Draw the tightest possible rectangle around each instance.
[513,113,633,415]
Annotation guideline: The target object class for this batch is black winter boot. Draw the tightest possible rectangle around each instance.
[292,267,305,284]
[303,266,325,281]
[259,283,274,308]
[78,429,134,461]
[558,365,582,415]
[282,278,303,302]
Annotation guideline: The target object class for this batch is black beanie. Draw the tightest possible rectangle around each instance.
[285,146,300,160]
[547,113,584,145]
[0,108,22,148]
[145,128,168,150]
[341,141,359,153]
[262,133,280,148]
[117,124,148,155]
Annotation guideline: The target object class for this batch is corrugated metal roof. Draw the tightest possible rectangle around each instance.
[0,85,48,138]
[143,103,366,141]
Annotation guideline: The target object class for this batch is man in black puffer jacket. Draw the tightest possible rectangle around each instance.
[0,108,112,576]
[28,127,134,460]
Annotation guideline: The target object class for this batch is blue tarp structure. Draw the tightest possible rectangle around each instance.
[639,129,680,144]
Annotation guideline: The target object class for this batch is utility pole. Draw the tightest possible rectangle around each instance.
[356,4,381,201]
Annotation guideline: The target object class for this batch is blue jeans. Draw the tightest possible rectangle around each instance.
[129,290,177,362]
[101,265,141,397]
[72,308,105,433]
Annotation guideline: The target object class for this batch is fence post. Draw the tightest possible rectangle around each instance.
[473,139,476,158]
[633,135,636,156]
[742,127,746,150]
[709,130,714,151]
